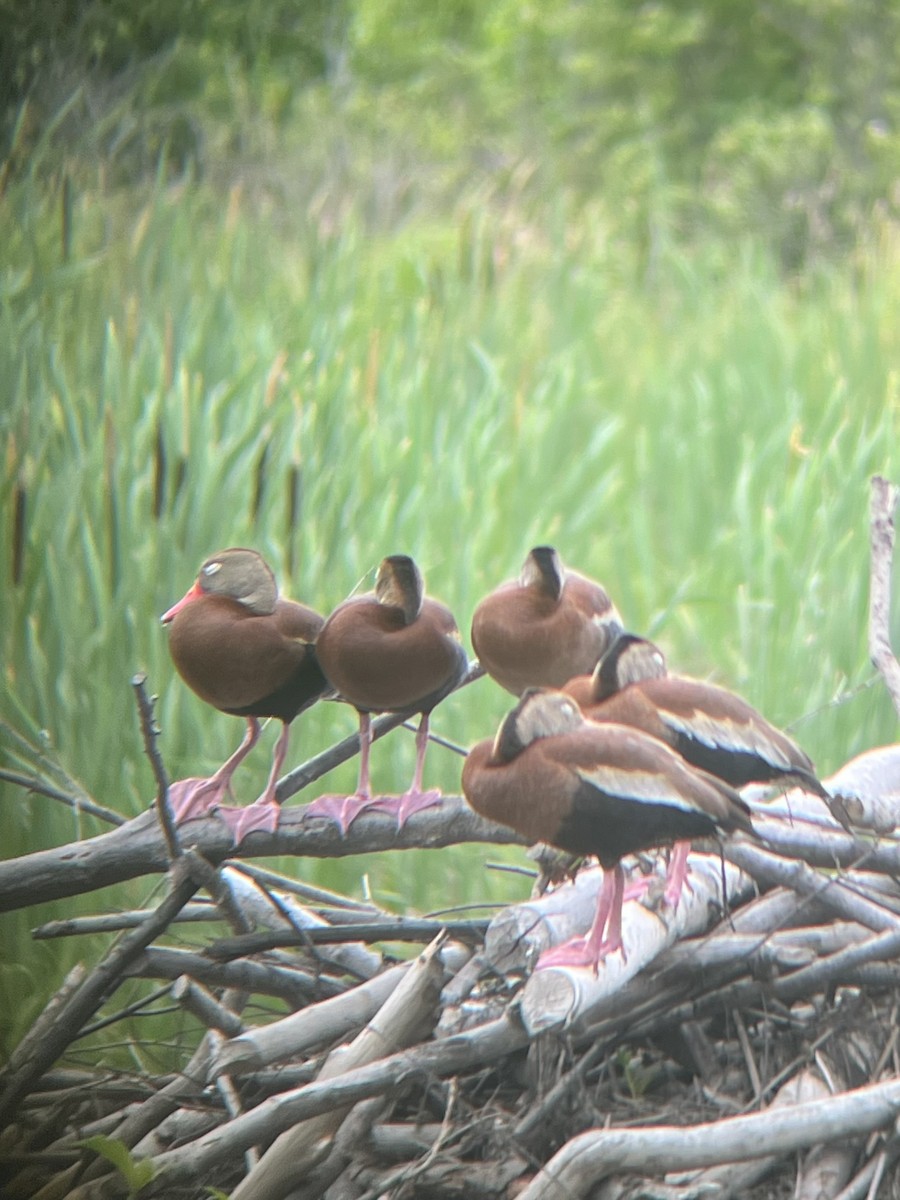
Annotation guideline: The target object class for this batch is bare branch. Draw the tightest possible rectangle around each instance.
[0,797,524,913]
[132,672,182,861]
[0,768,126,826]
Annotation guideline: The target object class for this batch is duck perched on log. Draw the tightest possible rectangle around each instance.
[462,689,754,970]
[307,555,468,834]
[162,548,328,842]
[471,546,623,695]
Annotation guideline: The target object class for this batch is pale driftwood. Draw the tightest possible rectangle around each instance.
[484,865,611,972]
[143,1012,528,1192]
[229,935,449,1200]
[170,975,245,1037]
[869,475,900,720]
[211,943,471,1079]
[518,1077,900,1200]
[124,945,345,1003]
[743,744,900,833]
[219,866,383,980]
[725,841,900,933]
[664,1065,855,1200]
[519,856,753,1035]
[827,744,900,832]
[212,963,412,1077]
[0,797,524,913]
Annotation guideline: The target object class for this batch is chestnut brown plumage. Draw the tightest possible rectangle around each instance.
[564,633,838,905]
[470,546,623,695]
[566,634,831,798]
[462,689,753,970]
[162,548,327,841]
[308,555,468,834]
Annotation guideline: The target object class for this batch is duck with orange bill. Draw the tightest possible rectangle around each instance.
[161,548,328,842]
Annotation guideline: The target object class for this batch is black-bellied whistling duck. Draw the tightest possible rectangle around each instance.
[462,689,753,970]
[471,546,623,695]
[161,548,327,842]
[566,633,832,798]
[307,554,468,834]
[563,633,838,905]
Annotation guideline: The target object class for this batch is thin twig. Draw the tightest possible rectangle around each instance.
[207,917,490,959]
[132,672,181,861]
[0,769,126,826]
[0,864,199,1127]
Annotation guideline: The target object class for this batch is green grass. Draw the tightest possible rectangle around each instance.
[2,168,899,1058]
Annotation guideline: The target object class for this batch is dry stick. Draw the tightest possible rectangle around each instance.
[227,860,381,912]
[143,1012,528,1191]
[131,672,181,861]
[0,860,199,1127]
[124,945,346,1003]
[208,917,491,959]
[229,935,449,1200]
[0,768,126,826]
[869,475,900,719]
[517,1078,900,1200]
[725,842,900,935]
[0,797,524,913]
[275,661,484,803]
[32,902,222,938]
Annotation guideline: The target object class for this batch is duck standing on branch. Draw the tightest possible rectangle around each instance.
[161,548,328,842]
[307,555,468,835]
[471,545,624,695]
[563,632,841,904]
[462,689,754,971]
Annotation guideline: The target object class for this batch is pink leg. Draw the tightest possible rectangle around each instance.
[371,714,442,829]
[168,718,261,823]
[662,840,693,910]
[306,712,380,835]
[537,866,627,973]
[216,722,292,843]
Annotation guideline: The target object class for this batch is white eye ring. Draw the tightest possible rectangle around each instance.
[203,561,222,577]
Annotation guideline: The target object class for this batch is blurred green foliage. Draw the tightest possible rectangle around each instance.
[3,0,899,262]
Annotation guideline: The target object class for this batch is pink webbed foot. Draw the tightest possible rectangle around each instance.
[370,787,442,830]
[662,840,693,911]
[305,793,378,837]
[214,800,281,844]
[537,931,626,973]
[168,776,231,824]
[537,865,626,974]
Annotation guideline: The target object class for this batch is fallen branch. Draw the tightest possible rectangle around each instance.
[0,798,525,913]
[517,1077,900,1200]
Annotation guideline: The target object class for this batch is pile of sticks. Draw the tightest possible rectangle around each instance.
[2,477,900,1200]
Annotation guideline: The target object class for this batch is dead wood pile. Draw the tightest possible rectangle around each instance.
[2,477,900,1200]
